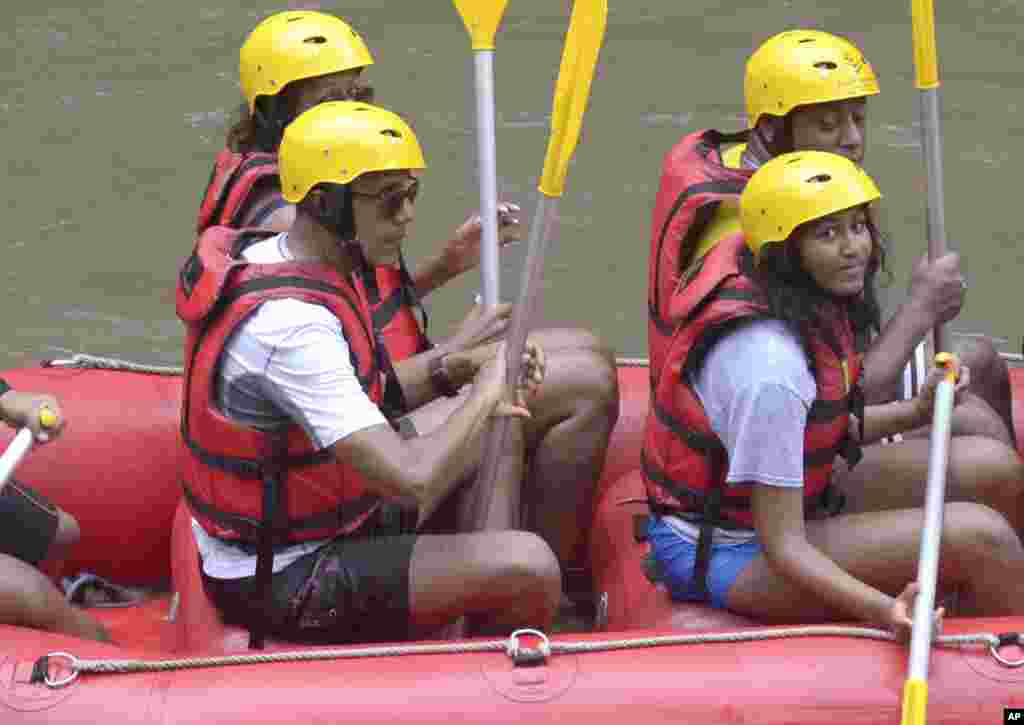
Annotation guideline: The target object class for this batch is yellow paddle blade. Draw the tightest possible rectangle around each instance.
[538,0,608,198]
[452,0,510,51]
[900,677,928,725]
[911,0,940,89]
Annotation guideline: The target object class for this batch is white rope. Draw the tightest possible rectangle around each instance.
[45,625,1005,686]
[45,354,183,376]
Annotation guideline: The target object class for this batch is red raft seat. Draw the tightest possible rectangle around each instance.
[169,498,294,653]
[590,468,757,632]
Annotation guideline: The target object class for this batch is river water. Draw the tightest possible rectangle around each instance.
[2,0,1022,368]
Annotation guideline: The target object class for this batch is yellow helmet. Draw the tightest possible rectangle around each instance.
[280,101,426,204]
[740,151,881,258]
[744,30,879,128]
[240,11,374,111]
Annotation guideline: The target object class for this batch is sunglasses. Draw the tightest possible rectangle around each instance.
[351,180,420,218]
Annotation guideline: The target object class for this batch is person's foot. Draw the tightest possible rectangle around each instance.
[62,573,148,608]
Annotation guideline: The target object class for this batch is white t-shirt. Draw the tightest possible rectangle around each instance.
[192,233,388,579]
[664,318,816,543]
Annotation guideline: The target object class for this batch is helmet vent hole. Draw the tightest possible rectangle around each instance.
[798,38,817,44]
[287,17,303,23]
[807,173,832,183]
[814,61,838,70]
[380,129,401,138]
[304,36,327,44]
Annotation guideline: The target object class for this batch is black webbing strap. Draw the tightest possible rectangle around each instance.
[249,433,287,650]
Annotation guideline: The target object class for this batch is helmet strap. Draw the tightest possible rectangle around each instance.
[308,183,357,244]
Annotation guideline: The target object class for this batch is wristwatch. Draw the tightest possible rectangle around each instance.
[429,354,460,398]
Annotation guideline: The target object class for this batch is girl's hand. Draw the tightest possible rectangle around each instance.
[442,202,522,278]
[913,355,970,422]
[887,582,944,642]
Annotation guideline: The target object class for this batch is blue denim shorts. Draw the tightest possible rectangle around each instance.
[647,516,763,610]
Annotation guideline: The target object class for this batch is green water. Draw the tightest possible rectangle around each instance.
[2,0,1022,368]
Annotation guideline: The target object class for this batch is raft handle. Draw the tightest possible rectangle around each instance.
[990,632,1024,668]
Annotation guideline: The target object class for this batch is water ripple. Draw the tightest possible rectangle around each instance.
[186,109,230,129]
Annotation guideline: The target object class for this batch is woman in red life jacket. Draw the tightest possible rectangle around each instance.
[642,151,1024,635]
[649,29,1014,446]
[197,10,618,582]
[0,382,109,641]
[649,29,1023,540]
[180,101,561,646]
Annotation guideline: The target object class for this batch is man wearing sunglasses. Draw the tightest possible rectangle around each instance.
[179,102,562,645]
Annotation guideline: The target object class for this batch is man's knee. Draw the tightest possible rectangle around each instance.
[957,336,1007,383]
[488,531,561,607]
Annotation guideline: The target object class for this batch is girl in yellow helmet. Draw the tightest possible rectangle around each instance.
[650,29,1022,546]
[644,152,1024,633]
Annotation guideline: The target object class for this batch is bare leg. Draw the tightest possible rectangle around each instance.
[956,337,1016,447]
[837,435,1024,536]
[408,327,619,568]
[407,530,561,637]
[727,503,1024,621]
[38,510,79,582]
[0,554,109,642]
[519,328,619,567]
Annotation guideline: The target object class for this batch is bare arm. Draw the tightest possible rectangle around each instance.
[412,203,522,298]
[335,342,541,524]
[855,361,969,444]
[861,252,965,402]
[752,485,896,626]
[390,303,511,411]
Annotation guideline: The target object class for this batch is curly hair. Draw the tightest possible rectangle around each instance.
[225,79,376,154]
[753,206,889,358]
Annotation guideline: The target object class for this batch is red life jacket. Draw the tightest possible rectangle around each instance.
[176,226,386,547]
[195,149,283,234]
[642,233,865,534]
[362,262,432,363]
[648,130,753,386]
[196,148,431,408]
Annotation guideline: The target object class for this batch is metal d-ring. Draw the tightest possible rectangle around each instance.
[43,652,81,689]
[989,633,1024,668]
[506,628,551,664]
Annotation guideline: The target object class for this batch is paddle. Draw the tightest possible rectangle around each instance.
[902,4,952,723]
[469,0,608,529]
[911,0,950,353]
[452,0,510,308]
[0,407,57,493]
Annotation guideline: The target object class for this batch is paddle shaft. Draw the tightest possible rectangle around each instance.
[900,374,955,725]
[0,428,34,494]
[918,87,950,354]
[470,196,558,528]
[472,50,501,307]
[908,377,954,677]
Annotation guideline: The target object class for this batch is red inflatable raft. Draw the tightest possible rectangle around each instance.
[0,359,1022,724]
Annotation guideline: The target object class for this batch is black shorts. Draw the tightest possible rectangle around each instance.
[0,480,60,567]
[202,505,418,645]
